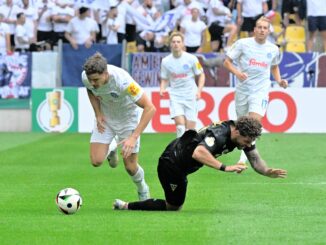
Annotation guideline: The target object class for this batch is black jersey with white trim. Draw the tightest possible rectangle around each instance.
[159,120,245,175]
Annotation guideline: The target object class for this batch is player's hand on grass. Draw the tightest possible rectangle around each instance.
[226,162,248,173]
[96,115,106,133]
[265,168,287,178]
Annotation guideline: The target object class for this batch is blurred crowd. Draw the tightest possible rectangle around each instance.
[0,0,325,54]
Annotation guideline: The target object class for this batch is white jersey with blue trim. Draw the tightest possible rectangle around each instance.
[226,37,281,95]
[160,52,203,100]
[82,64,143,125]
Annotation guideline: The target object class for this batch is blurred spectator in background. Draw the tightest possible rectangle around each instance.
[136,0,161,52]
[207,0,237,52]
[21,0,37,43]
[180,7,206,53]
[102,6,119,44]
[237,0,268,36]
[306,0,326,52]
[51,0,74,45]
[281,0,301,26]
[174,0,205,25]
[0,13,11,54]
[125,0,140,43]
[65,7,99,49]
[0,0,22,50]
[36,0,54,47]
[14,12,30,52]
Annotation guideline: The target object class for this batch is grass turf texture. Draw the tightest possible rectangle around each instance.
[0,133,325,245]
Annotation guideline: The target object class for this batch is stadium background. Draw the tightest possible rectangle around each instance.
[1,5,326,243]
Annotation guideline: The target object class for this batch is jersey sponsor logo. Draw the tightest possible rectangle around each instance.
[204,136,215,147]
[249,58,268,68]
[170,184,178,192]
[196,61,202,70]
[127,82,141,96]
[171,72,187,79]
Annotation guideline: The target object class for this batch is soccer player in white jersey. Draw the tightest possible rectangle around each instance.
[160,32,205,138]
[82,52,156,201]
[223,16,288,164]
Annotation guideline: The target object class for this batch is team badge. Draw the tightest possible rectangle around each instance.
[204,136,215,147]
[183,64,190,70]
[267,52,272,59]
[127,82,141,96]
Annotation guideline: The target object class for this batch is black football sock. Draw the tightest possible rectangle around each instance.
[128,198,167,211]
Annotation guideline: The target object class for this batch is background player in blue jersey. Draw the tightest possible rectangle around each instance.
[113,116,287,211]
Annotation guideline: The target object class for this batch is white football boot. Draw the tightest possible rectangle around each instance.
[113,199,128,210]
[107,137,119,168]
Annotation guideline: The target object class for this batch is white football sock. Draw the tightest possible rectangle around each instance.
[131,165,147,192]
[176,125,186,138]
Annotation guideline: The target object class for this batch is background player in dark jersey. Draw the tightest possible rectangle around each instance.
[113,116,287,211]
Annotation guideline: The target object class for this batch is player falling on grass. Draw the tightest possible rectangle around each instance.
[223,16,288,165]
[160,31,205,138]
[82,52,156,200]
[113,116,287,211]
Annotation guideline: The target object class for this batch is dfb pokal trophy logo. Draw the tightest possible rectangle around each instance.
[36,89,74,132]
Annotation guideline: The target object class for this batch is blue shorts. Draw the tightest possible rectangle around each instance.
[308,16,326,32]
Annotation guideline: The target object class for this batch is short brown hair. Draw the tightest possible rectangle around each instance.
[169,32,184,45]
[83,52,107,76]
[235,116,262,139]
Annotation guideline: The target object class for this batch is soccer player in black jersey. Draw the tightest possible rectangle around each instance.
[113,116,287,211]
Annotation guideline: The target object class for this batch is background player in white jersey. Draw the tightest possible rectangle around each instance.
[82,52,156,201]
[160,32,205,138]
[223,16,288,164]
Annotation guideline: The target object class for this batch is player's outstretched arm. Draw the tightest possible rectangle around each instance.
[245,148,287,178]
[192,145,247,172]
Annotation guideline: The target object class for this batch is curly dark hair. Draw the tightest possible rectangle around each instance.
[83,52,107,76]
[235,116,262,139]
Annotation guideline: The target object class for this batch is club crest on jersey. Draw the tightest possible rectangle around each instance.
[127,82,140,96]
[204,136,215,147]
[183,64,190,70]
[110,92,118,98]
[267,52,272,59]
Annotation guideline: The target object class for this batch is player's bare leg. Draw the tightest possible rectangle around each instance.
[90,143,109,167]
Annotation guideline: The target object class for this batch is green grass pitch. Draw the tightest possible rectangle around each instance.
[0,132,325,245]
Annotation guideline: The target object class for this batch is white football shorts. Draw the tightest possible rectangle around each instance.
[170,98,198,122]
[235,91,269,117]
[90,120,140,153]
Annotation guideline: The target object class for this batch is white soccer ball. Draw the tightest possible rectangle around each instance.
[55,188,82,215]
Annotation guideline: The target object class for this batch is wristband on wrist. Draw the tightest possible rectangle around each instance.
[220,164,226,171]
